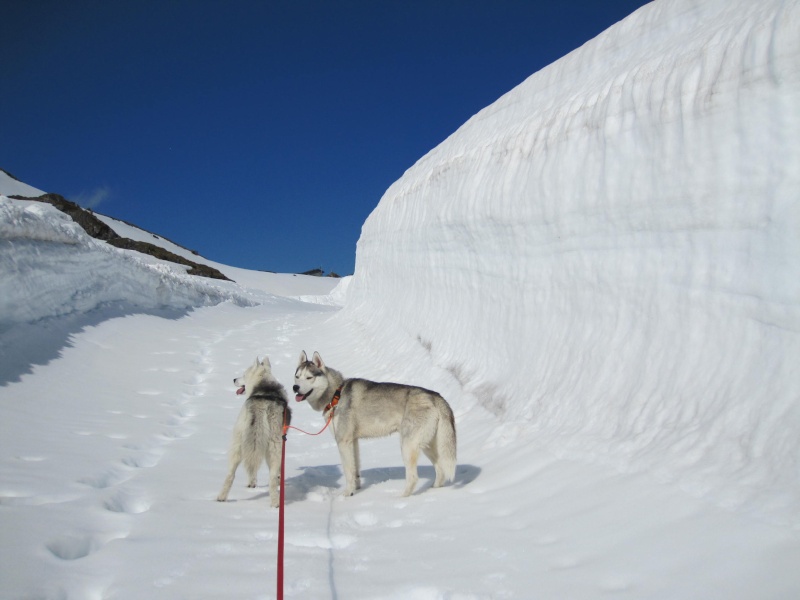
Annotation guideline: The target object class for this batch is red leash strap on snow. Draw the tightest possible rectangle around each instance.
[277,405,289,600]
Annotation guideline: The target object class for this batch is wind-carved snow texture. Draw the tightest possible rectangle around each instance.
[345,0,800,525]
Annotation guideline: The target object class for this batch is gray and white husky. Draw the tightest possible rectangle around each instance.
[217,357,291,507]
[293,351,457,497]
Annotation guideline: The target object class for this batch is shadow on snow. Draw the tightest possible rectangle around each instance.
[245,463,482,504]
[0,304,193,386]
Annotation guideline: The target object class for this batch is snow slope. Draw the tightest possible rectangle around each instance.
[345,0,800,526]
[0,169,45,197]
[0,168,340,302]
[0,190,341,385]
[91,212,343,299]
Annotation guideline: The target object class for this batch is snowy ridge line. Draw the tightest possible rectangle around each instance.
[0,196,259,332]
[0,168,45,198]
[345,0,800,525]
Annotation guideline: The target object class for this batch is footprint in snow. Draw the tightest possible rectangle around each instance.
[350,511,379,528]
[104,487,151,514]
[121,447,164,469]
[46,530,127,561]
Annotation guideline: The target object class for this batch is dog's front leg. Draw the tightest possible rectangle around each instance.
[338,438,359,496]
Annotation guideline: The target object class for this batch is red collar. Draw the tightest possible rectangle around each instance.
[324,385,343,414]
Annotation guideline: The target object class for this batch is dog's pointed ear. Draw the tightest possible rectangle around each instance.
[261,356,271,369]
[253,357,261,368]
[312,351,324,369]
[298,350,308,365]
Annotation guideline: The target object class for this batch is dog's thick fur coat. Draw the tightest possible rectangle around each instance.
[293,351,457,497]
[217,357,290,507]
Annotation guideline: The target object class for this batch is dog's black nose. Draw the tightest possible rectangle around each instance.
[233,379,237,385]
[292,385,299,393]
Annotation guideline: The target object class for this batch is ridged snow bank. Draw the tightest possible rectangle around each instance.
[0,197,256,332]
[345,0,800,523]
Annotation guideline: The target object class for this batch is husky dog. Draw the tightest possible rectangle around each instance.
[217,357,291,507]
[293,351,456,497]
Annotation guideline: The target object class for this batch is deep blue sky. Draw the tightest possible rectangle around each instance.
[2,0,650,276]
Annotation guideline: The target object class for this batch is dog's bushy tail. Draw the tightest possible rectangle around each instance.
[435,398,457,483]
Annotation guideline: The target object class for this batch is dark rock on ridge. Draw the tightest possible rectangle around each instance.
[10,193,231,281]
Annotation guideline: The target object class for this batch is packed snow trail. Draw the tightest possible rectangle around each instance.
[3,300,798,599]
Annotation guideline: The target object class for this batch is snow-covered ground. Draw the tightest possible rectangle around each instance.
[2,0,799,598]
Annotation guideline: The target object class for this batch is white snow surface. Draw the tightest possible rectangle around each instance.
[2,0,799,598]
[0,169,46,197]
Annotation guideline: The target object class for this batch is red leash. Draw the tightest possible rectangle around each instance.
[284,413,333,436]
[276,387,341,599]
[277,406,289,600]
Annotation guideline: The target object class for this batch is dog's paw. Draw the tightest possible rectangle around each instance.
[216,496,227,502]
[247,483,257,488]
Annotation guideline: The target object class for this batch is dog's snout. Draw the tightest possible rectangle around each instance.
[292,384,300,393]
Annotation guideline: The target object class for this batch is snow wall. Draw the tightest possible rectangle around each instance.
[344,0,800,524]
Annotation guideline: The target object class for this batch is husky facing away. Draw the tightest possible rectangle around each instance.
[293,351,457,497]
[217,357,291,508]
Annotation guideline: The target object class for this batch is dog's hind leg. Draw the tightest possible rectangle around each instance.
[266,442,282,508]
[243,447,261,488]
[433,406,457,486]
[400,438,420,497]
[354,439,362,490]
[422,444,446,488]
[217,448,242,502]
